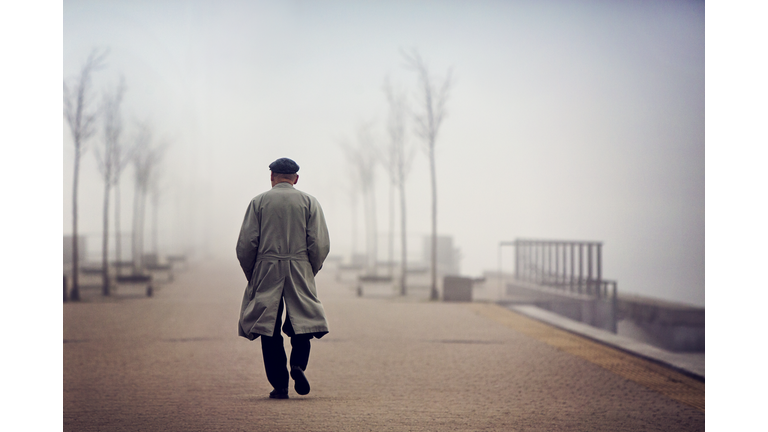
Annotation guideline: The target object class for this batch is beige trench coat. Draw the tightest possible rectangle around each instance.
[236,182,330,340]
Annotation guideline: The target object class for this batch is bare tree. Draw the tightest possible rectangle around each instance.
[130,122,166,274]
[402,49,453,300]
[94,77,129,295]
[376,102,396,280]
[111,88,135,280]
[340,122,379,275]
[382,77,417,294]
[64,48,108,301]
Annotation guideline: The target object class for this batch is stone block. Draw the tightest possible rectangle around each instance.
[443,276,472,302]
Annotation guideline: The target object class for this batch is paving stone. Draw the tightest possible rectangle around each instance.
[64,261,704,431]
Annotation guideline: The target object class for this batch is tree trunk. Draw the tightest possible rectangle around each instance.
[138,186,148,271]
[115,181,122,276]
[388,180,394,278]
[152,192,158,255]
[429,143,438,300]
[399,180,408,296]
[351,196,358,256]
[71,147,81,301]
[132,181,140,274]
[101,176,110,295]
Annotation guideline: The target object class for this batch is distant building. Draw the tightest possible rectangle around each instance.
[422,235,461,276]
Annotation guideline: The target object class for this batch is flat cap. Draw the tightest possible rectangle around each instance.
[269,157,300,174]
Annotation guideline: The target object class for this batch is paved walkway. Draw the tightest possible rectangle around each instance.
[64,261,704,431]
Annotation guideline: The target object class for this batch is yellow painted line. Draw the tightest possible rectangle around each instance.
[470,303,704,412]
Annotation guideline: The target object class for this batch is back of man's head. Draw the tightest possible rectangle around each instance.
[269,158,300,186]
[269,158,299,174]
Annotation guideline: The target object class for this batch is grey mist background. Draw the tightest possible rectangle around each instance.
[63,0,704,306]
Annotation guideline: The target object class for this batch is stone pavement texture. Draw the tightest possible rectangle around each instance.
[64,261,704,431]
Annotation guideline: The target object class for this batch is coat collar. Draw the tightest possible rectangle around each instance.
[273,182,295,189]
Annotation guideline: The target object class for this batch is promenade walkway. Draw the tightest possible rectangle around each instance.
[63,260,704,431]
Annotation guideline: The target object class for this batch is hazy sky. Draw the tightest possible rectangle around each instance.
[63,0,704,306]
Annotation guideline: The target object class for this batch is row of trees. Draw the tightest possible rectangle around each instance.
[64,49,166,301]
[343,50,452,300]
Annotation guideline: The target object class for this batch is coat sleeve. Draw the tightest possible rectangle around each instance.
[236,199,260,282]
[306,197,330,276]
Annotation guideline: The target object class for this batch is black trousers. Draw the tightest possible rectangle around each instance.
[261,296,311,390]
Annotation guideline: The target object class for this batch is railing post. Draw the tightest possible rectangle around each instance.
[525,241,530,282]
[562,243,567,287]
[556,243,559,286]
[611,281,618,333]
[559,242,564,286]
[538,242,543,284]
[542,242,546,285]
[514,239,519,280]
[551,242,555,285]
[528,241,532,282]
[547,242,552,285]
[578,243,583,294]
[587,243,593,295]
[570,243,575,292]
[530,242,534,283]
[597,243,602,299]
[521,241,525,282]
[545,241,548,284]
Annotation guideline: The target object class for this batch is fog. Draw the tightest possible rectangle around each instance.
[63,0,704,306]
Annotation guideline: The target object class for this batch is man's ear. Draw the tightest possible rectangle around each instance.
[294,174,299,185]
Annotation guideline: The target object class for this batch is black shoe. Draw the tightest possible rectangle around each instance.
[290,367,310,395]
[269,388,289,399]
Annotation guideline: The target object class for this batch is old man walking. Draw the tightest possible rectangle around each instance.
[236,157,331,399]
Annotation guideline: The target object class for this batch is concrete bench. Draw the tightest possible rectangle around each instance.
[443,276,473,302]
[116,274,154,297]
[357,275,394,297]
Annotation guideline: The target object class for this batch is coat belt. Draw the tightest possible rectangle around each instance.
[256,253,309,262]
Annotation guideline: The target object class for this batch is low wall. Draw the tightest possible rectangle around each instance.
[616,295,704,352]
[502,281,704,352]
[503,281,616,332]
